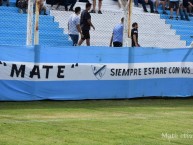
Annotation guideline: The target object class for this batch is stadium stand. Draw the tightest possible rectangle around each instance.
[51,0,187,48]
[0,0,71,46]
[0,0,189,48]
[160,13,193,46]
[135,2,192,47]
[132,6,186,48]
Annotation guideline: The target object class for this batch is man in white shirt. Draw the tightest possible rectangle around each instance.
[68,7,83,46]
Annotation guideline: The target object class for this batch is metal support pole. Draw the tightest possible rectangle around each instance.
[34,0,40,45]
[26,0,34,46]
[128,0,132,38]
[123,0,132,47]
[123,7,129,47]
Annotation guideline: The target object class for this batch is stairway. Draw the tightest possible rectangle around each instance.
[160,13,193,46]
[51,1,186,48]
[0,3,72,46]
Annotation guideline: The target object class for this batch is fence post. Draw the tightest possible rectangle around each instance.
[128,0,132,38]
[123,7,128,47]
[34,0,40,45]
[123,0,132,47]
[26,0,34,46]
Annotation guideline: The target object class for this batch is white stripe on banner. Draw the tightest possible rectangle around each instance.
[0,61,193,81]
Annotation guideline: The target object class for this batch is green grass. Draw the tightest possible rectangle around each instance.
[0,98,193,145]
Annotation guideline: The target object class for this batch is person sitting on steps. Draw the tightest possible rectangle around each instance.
[138,0,155,13]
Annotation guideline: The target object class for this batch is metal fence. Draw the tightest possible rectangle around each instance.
[0,0,192,48]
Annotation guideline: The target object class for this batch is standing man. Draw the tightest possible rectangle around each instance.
[131,22,140,47]
[109,17,124,47]
[68,7,83,46]
[90,0,103,14]
[78,2,95,46]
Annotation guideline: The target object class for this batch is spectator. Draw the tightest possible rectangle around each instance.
[169,0,179,20]
[78,2,95,46]
[0,0,9,6]
[51,0,61,10]
[154,0,168,14]
[68,7,83,46]
[188,0,193,16]
[90,0,103,14]
[138,0,154,13]
[31,0,47,15]
[109,17,124,47]
[66,0,77,11]
[165,0,170,10]
[51,0,77,11]
[131,22,140,47]
[179,0,192,20]
[39,0,47,15]
[17,0,28,13]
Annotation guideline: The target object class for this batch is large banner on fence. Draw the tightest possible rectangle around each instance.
[0,45,193,101]
[1,62,193,81]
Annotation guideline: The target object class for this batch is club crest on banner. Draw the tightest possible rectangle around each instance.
[91,65,107,80]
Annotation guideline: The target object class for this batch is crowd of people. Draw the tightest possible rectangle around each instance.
[66,0,193,48]
[68,2,95,46]
[16,0,47,14]
[6,0,190,47]
[47,0,103,14]
[49,0,77,11]
[134,0,193,21]
[15,0,104,14]
[68,2,139,47]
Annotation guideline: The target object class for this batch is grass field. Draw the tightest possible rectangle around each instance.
[0,98,193,145]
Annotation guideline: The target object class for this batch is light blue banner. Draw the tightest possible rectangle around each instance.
[0,45,193,101]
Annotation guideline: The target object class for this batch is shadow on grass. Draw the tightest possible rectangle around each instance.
[0,97,193,110]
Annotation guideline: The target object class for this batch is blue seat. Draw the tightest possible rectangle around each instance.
[0,5,72,47]
[160,11,193,46]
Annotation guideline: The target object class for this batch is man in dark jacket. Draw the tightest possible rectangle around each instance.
[78,2,95,46]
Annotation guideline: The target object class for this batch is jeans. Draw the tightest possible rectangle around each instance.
[69,34,79,46]
[134,0,138,6]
